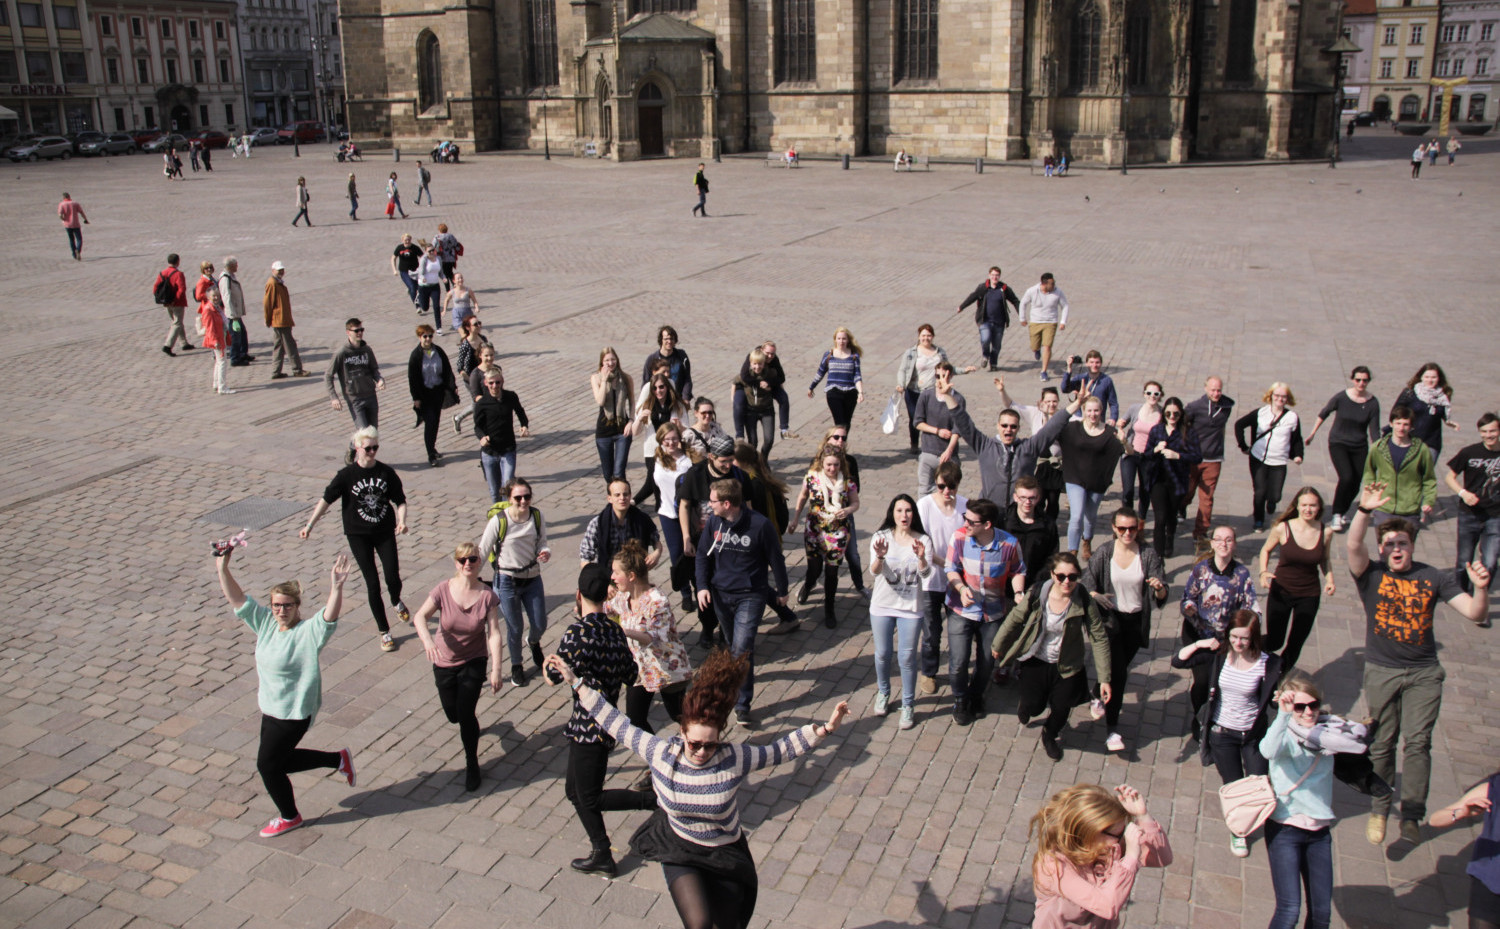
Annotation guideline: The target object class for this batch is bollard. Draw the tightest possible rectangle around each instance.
[975,157,984,174]
[841,153,850,170]
[393,148,400,162]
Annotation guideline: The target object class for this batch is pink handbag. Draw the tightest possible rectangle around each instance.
[1218,757,1322,838]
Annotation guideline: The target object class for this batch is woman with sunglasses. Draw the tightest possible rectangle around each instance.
[214,546,356,838]
[410,542,503,791]
[1171,610,1281,858]
[407,325,457,468]
[479,479,552,685]
[300,426,410,652]
[1029,783,1171,928]
[790,446,861,628]
[1140,396,1201,557]
[545,647,850,929]
[1058,390,1125,560]
[796,426,871,603]
[1259,669,1337,929]
[607,539,693,735]
[681,396,730,458]
[991,553,1113,761]
[1305,367,1380,530]
[1234,383,1304,532]
[807,327,864,428]
[1256,487,1336,672]
[453,314,489,380]
[630,374,690,508]
[867,494,935,729]
[1082,508,1168,754]
[1116,382,1166,512]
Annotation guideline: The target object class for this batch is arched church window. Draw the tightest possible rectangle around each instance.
[417,31,443,113]
[525,0,559,87]
[1125,5,1149,88]
[1068,0,1101,90]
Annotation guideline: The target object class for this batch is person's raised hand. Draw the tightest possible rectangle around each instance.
[329,553,351,588]
[1359,482,1391,513]
[827,700,851,732]
[1115,784,1148,818]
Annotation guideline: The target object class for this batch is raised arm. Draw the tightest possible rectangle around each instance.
[322,554,351,623]
[215,549,247,610]
[737,699,848,775]
[1346,482,1386,577]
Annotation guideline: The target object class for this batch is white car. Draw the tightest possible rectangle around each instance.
[249,128,280,147]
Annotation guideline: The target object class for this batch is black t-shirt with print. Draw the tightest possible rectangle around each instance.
[323,461,406,536]
[1354,560,1463,668]
[393,243,422,272]
[1447,442,1500,519]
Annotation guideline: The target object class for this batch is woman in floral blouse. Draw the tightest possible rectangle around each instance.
[790,445,861,628]
[607,539,692,731]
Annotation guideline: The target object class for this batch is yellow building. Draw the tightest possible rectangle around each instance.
[0,0,97,134]
[1367,0,1440,121]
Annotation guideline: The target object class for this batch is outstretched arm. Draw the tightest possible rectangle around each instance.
[215,549,246,610]
[322,554,351,623]
[1346,482,1387,577]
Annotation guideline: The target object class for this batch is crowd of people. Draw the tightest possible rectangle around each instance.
[192,224,1499,929]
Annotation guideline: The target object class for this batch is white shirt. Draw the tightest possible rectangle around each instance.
[1111,551,1145,614]
[1021,594,1069,663]
[1019,284,1070,326]
[1250,406,1300,466]
[655,454,693,521]
[868,530,935,619]
[1214,653,1268,731]
[917,494,968,592]
[417,256,444,286]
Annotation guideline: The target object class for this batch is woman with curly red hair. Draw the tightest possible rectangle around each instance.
[546,647,850,929]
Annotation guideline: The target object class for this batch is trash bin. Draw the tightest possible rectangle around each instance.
[393,148,400,162]
[841,153,850,170]
[975,158,984,174]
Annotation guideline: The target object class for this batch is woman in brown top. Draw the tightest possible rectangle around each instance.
[411,542,504,791]
[1256,487,1336,671]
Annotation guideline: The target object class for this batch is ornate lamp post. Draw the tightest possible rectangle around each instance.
[541,85,550,160]
[1324,36,1362,165]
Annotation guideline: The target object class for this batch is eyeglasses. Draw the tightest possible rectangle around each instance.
[1145,390,1162,397]
[827,434,846,441]
[1272,393,1290,400]
[684,738,720,754]
[270,601,298,611]
[511,493,531,501]
[1164,411,1181,418]
[699,411,716,418]
[1292,701,1320,713]
[457,555,480,565]
[997,424,1019,431]
[358,444,379,453]
[1114,524,1139,533]
[1352,377,1369,383]
[963,517,984,527]
[471,323,482,328]
[1052,572,1080,582]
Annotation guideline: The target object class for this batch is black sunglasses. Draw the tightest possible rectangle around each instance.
[1292,700,1320,713]
[1052,572,1080,582]
[457,555,480,564]
[358,444,379,453]
[349,328,365,334]
[511,493,531,501]
[684,738,720,754]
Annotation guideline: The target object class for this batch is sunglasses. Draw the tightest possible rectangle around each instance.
[963,517,984,527]
[684,739,720,754]
[1052,572,1080,582]
[349,328,365,334]
[1164,410,1181,417]
[358,444,379,453]
[1353,377,1369,383]
[934,483,953,490]
[1115,524,1139,533]
[1144,391,1162,397]
[1292,701,1320,713]
[511,493,531,501]
[457,555,480,565]
[997,424,1019,431]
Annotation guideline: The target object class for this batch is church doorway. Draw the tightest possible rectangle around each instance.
[637,82,665,156]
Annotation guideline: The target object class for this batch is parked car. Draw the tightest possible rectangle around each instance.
[78,132,138,156]
[142,133,188,153]
[188,129,230,150]
[248,127,280,146]
[130,129,163,147]
[277,120,327,144]
[7,136,74,161]
[69,130,108,153]
[0,132,42,153]
[1354,111,1376,127]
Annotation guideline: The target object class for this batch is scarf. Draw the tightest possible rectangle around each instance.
[809,469,846,505]
[601,373,632,426]
[1287,712,1369,755]
[1413,383,1451,410]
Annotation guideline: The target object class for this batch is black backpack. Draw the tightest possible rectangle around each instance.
[153,270,175,306]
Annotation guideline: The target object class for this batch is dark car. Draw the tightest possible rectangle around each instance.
[7,136,74,161]
[188,129,230,150]
[142,133,189,153]
[78,131,138,156]
[1353,111,1376,127]
[277,120,327,144]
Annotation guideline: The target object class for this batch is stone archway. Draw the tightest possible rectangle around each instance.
[637,82,665,156]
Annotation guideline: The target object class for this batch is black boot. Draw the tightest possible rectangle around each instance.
[464,758,481,792]
[822,564,839,628]
[530,641,545,670]
[571,845,617,875]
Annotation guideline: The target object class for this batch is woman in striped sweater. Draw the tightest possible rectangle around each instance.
[545,648,850,929]
[807,327,864,427]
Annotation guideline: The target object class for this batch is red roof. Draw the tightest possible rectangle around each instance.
[1344,0,1376,15]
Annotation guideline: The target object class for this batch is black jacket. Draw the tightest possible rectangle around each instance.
[1003,505,1059,592]
[407,344,456,399]
[472,390,528,455]
[960,279,1020,328]
[1171,647,1283,767]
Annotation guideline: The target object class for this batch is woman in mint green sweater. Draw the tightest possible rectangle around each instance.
[1259,669,1336,929]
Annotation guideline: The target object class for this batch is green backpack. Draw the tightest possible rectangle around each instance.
[485,501,542,567]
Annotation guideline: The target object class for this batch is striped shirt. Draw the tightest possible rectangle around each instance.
[578,684,824,846]
[1213,653,1267,731]
[809,352,862,393]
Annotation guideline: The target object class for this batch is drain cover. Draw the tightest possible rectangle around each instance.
[198,496,308,531]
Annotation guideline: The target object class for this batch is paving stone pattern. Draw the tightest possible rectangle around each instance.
[1,132,1497,929]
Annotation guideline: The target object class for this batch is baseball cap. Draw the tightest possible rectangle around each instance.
[271,260,286,271]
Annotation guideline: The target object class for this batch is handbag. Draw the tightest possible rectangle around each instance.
[385,200,396,216]
[1218,755,1322,838]
[880,393,901,435]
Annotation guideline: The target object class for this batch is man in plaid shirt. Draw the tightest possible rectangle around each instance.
[944,498,1026,726]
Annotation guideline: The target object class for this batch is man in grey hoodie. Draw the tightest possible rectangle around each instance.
[326,318,385,462]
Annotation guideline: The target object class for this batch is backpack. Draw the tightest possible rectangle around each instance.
[485,501,542,566]
[153,270,175,306]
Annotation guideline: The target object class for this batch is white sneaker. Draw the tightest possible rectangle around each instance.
[1229,835,1250,858]
[872,692,889,717]
[1105,732,1125,752]
[899,706,914,730]
[1088,699,1106,720]
[1330,513,1345,532]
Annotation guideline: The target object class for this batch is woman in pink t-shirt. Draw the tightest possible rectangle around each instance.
[1115,381,1165,512]
[411,542,503,791]
[1029,783,1172,928]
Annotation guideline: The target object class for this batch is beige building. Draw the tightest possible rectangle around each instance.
[342,0,1347,164]
[1433,0,1499,125]
[1,0,97,133]
[1366,0,1439,121]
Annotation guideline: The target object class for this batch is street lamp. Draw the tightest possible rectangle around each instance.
[1119,54,1130,175]
[541,86,550,160]
[1325,36,1362,166]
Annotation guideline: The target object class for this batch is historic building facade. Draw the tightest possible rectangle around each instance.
[1365,0,1439,122]
[1433,0,1499,125]
[343,0,1347,164]
[1,0,99,134]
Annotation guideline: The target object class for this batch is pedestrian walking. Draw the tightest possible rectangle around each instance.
[1305,367,1380,530]
[1446,135,1461,165]
[57,192,88,260]
[408,325,456,467]
[1256,488,1336,672]
[415,244,444,323]
[955,267,1020,372]
[325,318,385,441]
[640,325,694,402]
[201,144,212,172]
[790,446,861,628]
[866,494,935,730]
[218,257,253,366]
[691,163,709,216]
[347,173,358,220]
[607,539,693,736]
[1183,376,1236,553]
[1234,382,1304,532]
[391,233,422,308]
[154,253,191,356]
[189,139,201,171]
[386,171,408,219]
[1445,412,1500,604]
[441,271,476,334]
[1395,362,1460,459]
[943,497,1026,726]
[415,160,433,205]
[195,260,231,394]
[807,327,864,428]
[591,347,635,483]
[1018,272,1070,381]
[263,261,308,378]
[478,478,553,685]
[433,223,461,291]
[1179,526,1257,737]
[1411,144,1425,178]
[473,367,530,502]
[213,546,356,839]
[292,176,312,227]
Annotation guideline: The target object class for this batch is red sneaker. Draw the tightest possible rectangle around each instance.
[337,748,356,788]
[259,815,303,838]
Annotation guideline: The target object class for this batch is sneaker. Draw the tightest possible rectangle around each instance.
[181,343,195,350]
[1040,731,1063,761]
[1366,813,1387,845]
[1330,513,1345,532]
[1040,370,1050,381]
[1229,835,1249,858]
[380,633,395,652]
[1089,699,1107,721]
[219,388,237,395]
[452,414,463,435]
[780,429,799,439]
[732,708,756,730]
[953,703,974,727]
[292,371,312,378]
[1105,732,1125,752]
[161,346,176,357]
[530,641,545,670]
[872,692,889,717]
[917,674,937,696]
[899,707,915,730]
[259,815,304,838]
[336,748,356,787]
[270,372,289,380]
[395,600,411,623]
[511,665,527,687]
[1399,819,1421,844]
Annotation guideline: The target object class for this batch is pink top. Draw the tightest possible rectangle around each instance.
[58,199,84,228]
[1030,819,1172,929]
[427,580,498,667]
[1129,409,1160,453]
[605,587,691,692]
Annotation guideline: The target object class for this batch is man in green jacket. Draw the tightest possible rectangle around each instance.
[1361,405,1436,525]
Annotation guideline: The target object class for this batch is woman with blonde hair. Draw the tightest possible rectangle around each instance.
[591,346,635,483]
[807,327,864,428]
[631,373,690,507]
[607,539,692,733]
[1235,382,1304,532]
[790,445,861,628]
[1028,783,1172,928]
[653,422,699,614]
[1259,669,1337,929]
[410,542,503,791]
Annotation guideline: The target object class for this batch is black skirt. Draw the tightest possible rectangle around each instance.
[630,808,758,889]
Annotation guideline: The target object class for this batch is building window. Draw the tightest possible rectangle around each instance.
[1457,24,1470,42]
[54,4,79,29]
[1224,0,1258,82]
[199,104,209,125]
[100,13,113,34]
[630,0,695,11]
[136,58,150,83]
[417,31,444,111]
[896,0,938,82]
[1479,57,1490,76]
[290,68,307,90]
[1067,0,1102,90]
[0,4,7,24]
[253,69,273,91]
[1469,93,1486,119]
[1382,24,1396,45]
[1406,58,1420,78]
[524,0,558,87]
[106,57,119,83]
[775,0,817,83]
[144,104,154,127]
[0,52,16,83]
[1410,24,1423,44]
[113,107,125,130]
[218,58,230,81]
[193,58,205,82]
[1482,24,1494,42]
[1453,58,1465,75]
[1442,24,1454,43]
[26,50,54,82]
[166,59,179,83]
[131,16,144,37]
[190,20,200,38]
[1436,58,1449,76]
[215,20,226,39]
[1125,7,1150,87]
[60,50,86,82]
[225,103,234,125]
[160,18,173,38]
[1379,58,1394,78]
[18,3,43,27]
[333,53,341,76]
[329,17,337,35]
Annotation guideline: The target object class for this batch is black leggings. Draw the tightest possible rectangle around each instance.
[1248,457,1288,523]
[565,740,656,849]
[1101,615,1143,729]
[434,656,487,763]
[625,682,686,734]
[635,456,659,507]
[1147,479,1179,556]
[1265,583,1321,671]
[799,555,841,621]
[1016,658,1086,738]
[1181,618,1214,722]
[346,531,402,632]
[257,715,340,820]
[417,388,445,459]
[1328,442,1368,517]
[825,388,857,428]
[664,863,757,929]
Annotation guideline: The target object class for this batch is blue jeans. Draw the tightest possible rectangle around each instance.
[658,515,691,595]
[1065,483,1105,551]
[1456,510,1500,596]
[66,227,82,257]
[1118,454,1148,509]
[493,573,547,666]
[977,322,1004,368]
[712,589,765,712]
[417,283,441,317]
[594,434,631,482]
[947,615,1000,704]
[480,449,516,503]
[871,614,921,708]
[398,270,418,303]
[1265,819,1332,929]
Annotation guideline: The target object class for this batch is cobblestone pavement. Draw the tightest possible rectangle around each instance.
[2,130,1498,929]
